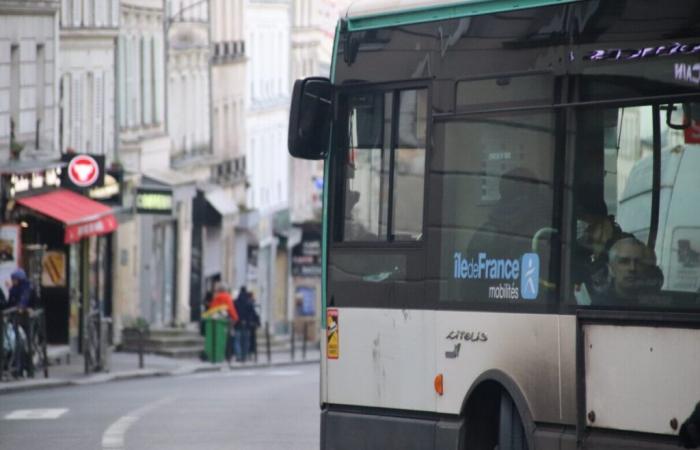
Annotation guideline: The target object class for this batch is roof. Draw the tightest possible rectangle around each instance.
[344,0,581,31]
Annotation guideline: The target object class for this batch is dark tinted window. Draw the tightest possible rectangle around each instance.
[430,110,558,305]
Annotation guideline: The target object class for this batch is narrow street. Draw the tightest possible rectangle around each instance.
[0,363,320,450]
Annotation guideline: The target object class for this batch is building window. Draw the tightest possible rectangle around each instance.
[118,35,127,127]
[10,44,20,143]
[35,44,45,149]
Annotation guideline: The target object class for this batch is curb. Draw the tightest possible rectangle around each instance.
[0,358,320,395]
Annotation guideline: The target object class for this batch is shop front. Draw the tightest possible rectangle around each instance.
[8,189,118,353]
[136,183,177,327]
[190,187,239,322]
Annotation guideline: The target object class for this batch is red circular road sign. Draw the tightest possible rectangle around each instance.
[68,155,100,187]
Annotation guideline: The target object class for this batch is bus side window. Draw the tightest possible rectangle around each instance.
[342,89,427,242]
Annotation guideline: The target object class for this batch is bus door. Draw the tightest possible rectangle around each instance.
[325,86,435,412]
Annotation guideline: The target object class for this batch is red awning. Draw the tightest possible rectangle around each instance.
[17,189,118,244]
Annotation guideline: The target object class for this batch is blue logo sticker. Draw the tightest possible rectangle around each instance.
[520,253,540,300]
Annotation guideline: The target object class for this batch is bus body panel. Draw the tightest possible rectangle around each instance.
[435,311,564,422]
[326,308,437,412]
[326,308,578,425]
[584,324,700,435]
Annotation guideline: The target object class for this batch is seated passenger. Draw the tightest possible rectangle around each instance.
[596,237,663,306]
[572,197,632,302]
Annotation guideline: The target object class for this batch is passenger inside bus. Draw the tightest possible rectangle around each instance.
[599,237,664,305]
[572,194,631,299]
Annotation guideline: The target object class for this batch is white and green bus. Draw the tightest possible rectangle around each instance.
[287,1,700,449]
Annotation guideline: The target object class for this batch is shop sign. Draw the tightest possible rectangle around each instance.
[136,188,173,215]
[64,215,118,244]
[87,170,123,205]
[41,251,66,287]
[7,168,61,198]
[292,239,322,277]
[61,154,104,190]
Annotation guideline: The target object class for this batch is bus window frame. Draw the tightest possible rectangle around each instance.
[330,79,433,250]
[429,104,566,315]
[561,93,700,316]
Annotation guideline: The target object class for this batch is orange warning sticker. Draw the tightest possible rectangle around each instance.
[327,308,339,359]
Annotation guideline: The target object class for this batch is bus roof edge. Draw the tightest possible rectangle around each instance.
[345,0,582,31]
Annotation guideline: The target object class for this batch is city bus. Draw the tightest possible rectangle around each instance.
[287,1,700,449]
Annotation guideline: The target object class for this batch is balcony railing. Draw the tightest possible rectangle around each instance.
[210,156,246,185]
[212,40,246,63]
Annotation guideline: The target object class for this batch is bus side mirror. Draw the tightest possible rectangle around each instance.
[666,103,700,130]
[288,77,332,160]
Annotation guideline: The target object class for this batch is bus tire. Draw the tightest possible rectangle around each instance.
[498,390,528,450]
[463,381,529,450]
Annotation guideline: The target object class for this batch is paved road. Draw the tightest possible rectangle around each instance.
[0,363,320,450]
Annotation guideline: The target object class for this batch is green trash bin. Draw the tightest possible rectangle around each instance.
[204,317,229,363]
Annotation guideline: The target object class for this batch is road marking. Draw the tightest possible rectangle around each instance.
[268,369,302,376]
[101,397,174,450]
[4,408,68,420]
[191,369,303,379]
[190,370,260,379]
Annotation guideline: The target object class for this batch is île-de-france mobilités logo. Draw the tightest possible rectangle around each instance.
[520,253,540,300]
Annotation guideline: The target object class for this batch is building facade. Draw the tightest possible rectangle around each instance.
[246,0,293,330]
[0,0,60,162]
[59,0,119,160]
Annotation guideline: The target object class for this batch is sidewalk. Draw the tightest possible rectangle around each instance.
[0,347,321,395]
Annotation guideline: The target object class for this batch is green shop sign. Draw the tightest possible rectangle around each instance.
[136,188,173,215]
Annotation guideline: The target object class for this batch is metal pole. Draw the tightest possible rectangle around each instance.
[26,312,34,378]
[265,322,271,364]
[41,312,48,378]
[290,321,295,361]
[138,328,144,369]
[302,321,308,360]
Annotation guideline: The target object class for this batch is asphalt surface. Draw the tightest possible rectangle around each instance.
[0,362,320,450]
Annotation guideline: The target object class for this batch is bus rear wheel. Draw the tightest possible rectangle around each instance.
[463,383,528,450]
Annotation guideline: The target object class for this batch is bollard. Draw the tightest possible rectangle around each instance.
[138,328,144,369]
[302,321,308,360]
[41,312,49,378]
[265,322,271,364]
[291,322,296,361]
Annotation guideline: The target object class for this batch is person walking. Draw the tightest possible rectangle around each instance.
[234,287,253,362]
[4,269,34,377]
[248,292,261,360]
[205,283,239,362]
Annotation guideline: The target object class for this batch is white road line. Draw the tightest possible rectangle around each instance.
[268,369,302,376]
[190,370,260,379]
[4,408,68,420]
[101,397,174,450]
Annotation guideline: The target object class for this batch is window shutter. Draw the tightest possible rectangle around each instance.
[153,37,164,124]
[72,0,81,27]
[118,35,126,127]
[61,74,71,151]
[111,0,119,28]
[71,74,82,151]
[61,0,70,27]
[94,71,104,154]
[95,0,104,27]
